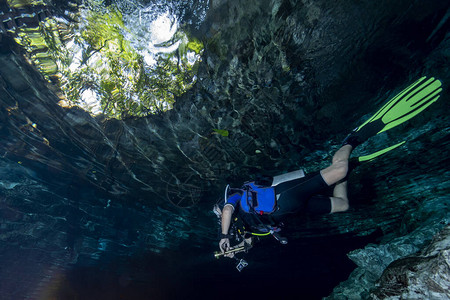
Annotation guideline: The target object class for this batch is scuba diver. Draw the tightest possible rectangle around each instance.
[213,76,442,270]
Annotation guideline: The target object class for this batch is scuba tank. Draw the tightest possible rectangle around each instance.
[272,169,305,186]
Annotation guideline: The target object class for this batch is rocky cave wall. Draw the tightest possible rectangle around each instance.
[0,0,449,299]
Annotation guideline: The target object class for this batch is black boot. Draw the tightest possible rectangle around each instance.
[342,119,384,148]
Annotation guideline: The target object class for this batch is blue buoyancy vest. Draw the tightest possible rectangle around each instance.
[240,182,277,214]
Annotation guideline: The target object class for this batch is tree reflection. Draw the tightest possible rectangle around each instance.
[9,0,204,119]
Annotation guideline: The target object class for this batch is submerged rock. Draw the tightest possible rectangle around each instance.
[372,225,450,300]
[327,209,450,299]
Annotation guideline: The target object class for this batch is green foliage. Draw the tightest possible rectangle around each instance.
[11,1,204,119]
[187,39,204,54]
[7,0,45,8]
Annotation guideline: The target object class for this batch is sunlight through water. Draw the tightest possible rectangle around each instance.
[141,12,180,66]
[10,0,207,119]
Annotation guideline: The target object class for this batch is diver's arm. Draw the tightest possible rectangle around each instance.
[218,204,234,254]
[221,204,234,235]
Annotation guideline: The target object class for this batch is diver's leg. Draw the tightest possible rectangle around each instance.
[330,180,349,213]
[275,145,352,215]
[320,145,353,186]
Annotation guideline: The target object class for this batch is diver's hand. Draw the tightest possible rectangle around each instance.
[219,238,236,258]
[219,238,230,253]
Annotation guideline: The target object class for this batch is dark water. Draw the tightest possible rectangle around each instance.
[49,225,382,299]
[0,0,449,299]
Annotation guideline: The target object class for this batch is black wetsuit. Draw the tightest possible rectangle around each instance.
[273,172,332,216]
